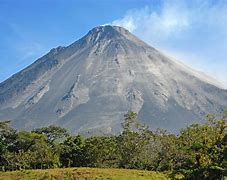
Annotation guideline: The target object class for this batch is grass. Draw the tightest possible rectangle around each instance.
[0,167,169,180]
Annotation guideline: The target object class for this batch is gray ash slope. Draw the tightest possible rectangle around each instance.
[0,25,227,134]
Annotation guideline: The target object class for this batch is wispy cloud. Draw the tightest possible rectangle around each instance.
[14,42,47,61]
[0,22,49,81]
[0,17,58,79]
[0,41,48,82]
[111,0,227,88]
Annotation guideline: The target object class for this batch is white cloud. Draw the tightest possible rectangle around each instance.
[111,0,227,88]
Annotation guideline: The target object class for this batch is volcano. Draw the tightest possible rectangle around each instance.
[0,25,226,134]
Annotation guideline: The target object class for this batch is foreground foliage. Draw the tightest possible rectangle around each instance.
[0,167,168,180]
[0,111,226,179]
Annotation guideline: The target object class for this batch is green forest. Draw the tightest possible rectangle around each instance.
[0,111,226,179]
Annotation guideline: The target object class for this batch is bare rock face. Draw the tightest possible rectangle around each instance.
[56,75,90,118]
[0,25,226,134]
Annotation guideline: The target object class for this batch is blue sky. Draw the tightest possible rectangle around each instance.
[0,0,226,88]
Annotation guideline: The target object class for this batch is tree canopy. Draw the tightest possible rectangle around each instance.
[0,111,226,179]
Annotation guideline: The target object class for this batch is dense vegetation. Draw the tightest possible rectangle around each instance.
[0,111,226,179]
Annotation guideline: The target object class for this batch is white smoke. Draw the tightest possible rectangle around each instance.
[111,0,227,88]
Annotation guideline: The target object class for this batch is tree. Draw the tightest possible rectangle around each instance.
[60,135,85,167]
[0,121,17,171]
[175,111,227,179]
[118,111,152,169]
[2,129,61,170]
[32,125,69,143]
[84,136,119,168]
[143,129,180,171]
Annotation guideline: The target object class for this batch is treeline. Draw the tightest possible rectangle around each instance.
[0,111,226,179]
